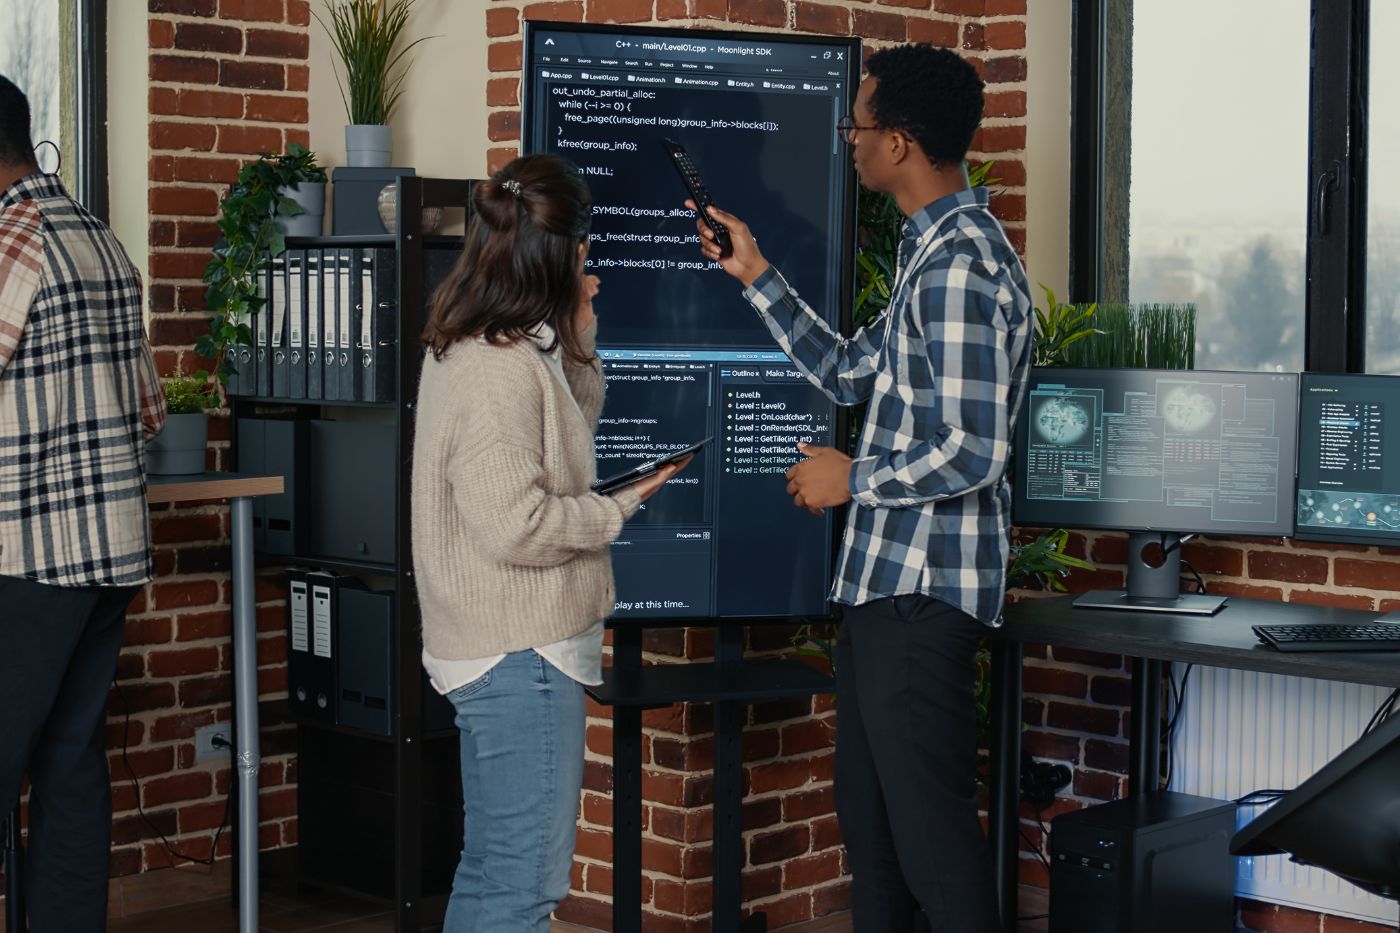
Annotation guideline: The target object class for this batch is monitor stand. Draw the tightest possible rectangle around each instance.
[1072,532,1228,615]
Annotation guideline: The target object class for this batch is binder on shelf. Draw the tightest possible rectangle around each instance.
[337,249,356,402]
[286,569,317,720]
[288,249,306,400]
[259,255,282,398]
[336,587,394,735]
[306,250,322,400]
[320,249,338,401]
[303,571,339,723]
[231,262,265,397]
[270,254,289,398]
[235,417,306,556]
[357,248,397,402]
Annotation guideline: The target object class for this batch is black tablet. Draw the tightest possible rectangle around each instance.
[591,437,711,495]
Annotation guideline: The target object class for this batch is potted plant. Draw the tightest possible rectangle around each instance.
[317,0,433,168]
[198,144,326,386]
[147,375,218,476]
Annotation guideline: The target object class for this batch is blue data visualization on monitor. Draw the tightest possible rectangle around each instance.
[1013,368,1299,537]
[1295,372,1400,546]
[523,23,859,619]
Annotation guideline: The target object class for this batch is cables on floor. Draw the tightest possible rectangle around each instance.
[113,679,230,866]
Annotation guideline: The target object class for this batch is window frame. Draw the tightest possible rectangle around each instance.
[72,0,108,220]
[1069,0,1372,373]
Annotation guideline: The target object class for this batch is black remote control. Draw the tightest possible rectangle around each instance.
[661,138,733,259]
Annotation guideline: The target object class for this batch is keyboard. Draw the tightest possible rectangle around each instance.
[1254,622,1400,653]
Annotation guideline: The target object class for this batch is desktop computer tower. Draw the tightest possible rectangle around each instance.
[1049,792,1235,933]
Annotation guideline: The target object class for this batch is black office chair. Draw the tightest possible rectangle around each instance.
[3,803,23,932]
[1232,712,1400,932]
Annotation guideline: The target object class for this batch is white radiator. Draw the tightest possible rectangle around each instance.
[1166,664,1399,926]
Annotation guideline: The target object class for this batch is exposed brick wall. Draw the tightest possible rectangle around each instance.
[113,0,309,879]
[1015,531,1400,933]
[485,1,1028,928]
[484,0,1029,255]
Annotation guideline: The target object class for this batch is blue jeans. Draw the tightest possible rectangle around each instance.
[441,650,586,933]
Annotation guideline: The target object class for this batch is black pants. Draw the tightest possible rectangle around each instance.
[0,575,137,933]
[835,594,999,933]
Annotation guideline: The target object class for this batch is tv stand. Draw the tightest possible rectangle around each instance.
[1073,531,1227,615]
[589,622,834,933]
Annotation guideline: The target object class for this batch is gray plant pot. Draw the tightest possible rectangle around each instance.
[278,181,325,237]
[146,412,208,476]
[345,124,392,168]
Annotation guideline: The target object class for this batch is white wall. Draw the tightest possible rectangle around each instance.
[108,3,148,297]
[309,0,490,226]
[1025,0,1072,301]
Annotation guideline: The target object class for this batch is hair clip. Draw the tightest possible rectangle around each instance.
[501,179,523,199]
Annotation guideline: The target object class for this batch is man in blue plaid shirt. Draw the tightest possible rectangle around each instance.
[691,46,1032,933]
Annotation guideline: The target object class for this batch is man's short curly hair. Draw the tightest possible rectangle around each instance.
[0,76,34,167]
[865,45,984,165]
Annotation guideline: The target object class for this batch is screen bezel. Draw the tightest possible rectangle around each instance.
[1293,370,1400,548]
[520,21,862,623]
[1012,366,1300,539]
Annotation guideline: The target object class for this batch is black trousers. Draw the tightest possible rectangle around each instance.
[835,594,1000,933]
[0,575,137,933]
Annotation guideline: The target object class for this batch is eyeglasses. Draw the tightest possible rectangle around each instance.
[836,114,880,145]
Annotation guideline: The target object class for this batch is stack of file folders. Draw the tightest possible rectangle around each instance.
[226,247,397,402]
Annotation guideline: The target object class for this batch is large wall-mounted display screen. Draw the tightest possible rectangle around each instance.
[523,22,860,619]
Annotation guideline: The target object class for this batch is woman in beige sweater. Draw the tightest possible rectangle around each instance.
[412,154,685,932]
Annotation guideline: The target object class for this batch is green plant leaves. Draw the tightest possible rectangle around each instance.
[316,0,434,125]
[200,147,324,385]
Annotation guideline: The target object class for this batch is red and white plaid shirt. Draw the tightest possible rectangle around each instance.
[0,173,166,586]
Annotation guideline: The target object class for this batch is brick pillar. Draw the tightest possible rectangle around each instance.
[99,0,313,878]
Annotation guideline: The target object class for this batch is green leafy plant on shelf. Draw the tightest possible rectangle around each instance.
[196,144,327,386]
[162,374,219,414]
[317,0,433,126]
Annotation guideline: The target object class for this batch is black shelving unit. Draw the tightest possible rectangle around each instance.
[229,177,475,932]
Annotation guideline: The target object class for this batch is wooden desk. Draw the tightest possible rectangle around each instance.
[985,595,1400,933]
[148,473,284,933]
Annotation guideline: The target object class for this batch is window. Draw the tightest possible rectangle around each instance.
[1073,0,1379,375]
[1365,1,1400,372]
[1126,1,1308,373]
[0,0,106,215]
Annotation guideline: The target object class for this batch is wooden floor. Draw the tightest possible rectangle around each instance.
[0,875,1053,932]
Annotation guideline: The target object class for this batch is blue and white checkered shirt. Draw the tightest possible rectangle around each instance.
[743,187,1033,625]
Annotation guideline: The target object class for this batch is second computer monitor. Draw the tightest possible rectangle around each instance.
[1014,369,1298,611]
[1295,372,1400,547]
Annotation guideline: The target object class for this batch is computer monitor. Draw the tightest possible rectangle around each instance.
[521,23,860,620]
[1013,368,1299,614]
[1295,372,1400,548]
[1232,711,1400,913]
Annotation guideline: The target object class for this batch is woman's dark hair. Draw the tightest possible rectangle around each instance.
[866,45,984,166]
[423,153,593,363]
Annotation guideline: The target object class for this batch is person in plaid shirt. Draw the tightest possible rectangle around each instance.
[0,76,166,932]
[690,46,1032,933]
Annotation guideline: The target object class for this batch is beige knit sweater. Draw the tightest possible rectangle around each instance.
[412,324,642,660]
